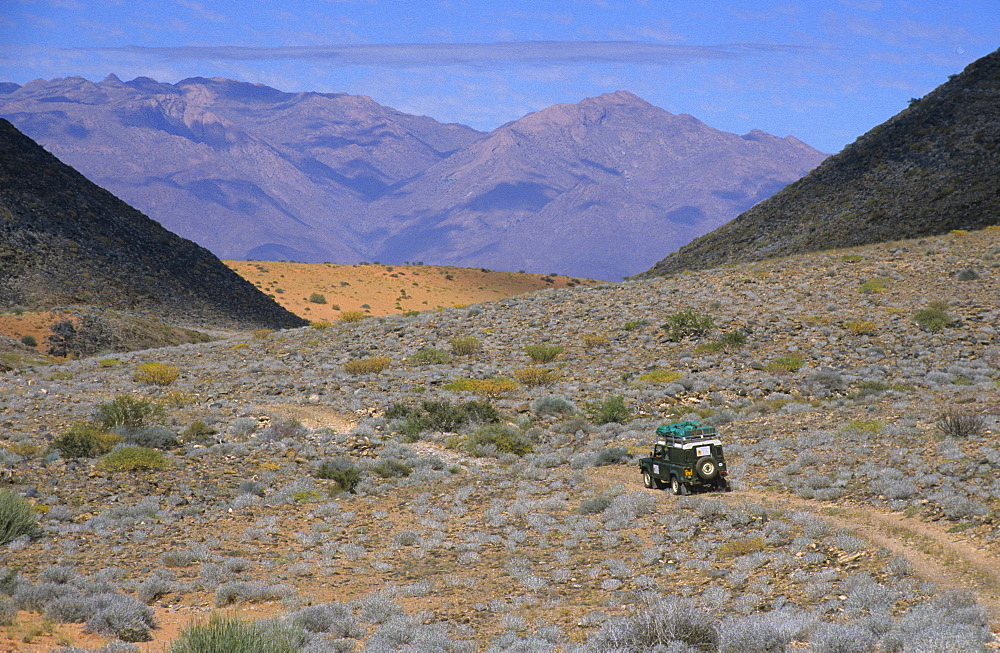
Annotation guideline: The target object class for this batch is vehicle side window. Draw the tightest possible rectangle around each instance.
[654,445,666,458]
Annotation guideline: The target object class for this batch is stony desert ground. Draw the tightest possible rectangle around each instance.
[0,227,999,651]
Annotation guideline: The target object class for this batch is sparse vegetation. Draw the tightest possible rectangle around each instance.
[845,319,877,335]
[662,308,714,341]
[133,362,180,386]
[0,490,39,545]
[308,292,327,304]
[767,354,805,373]
[697,329,747,352]
[582,332,609,347]
[97,446,170,471]
[408,348,452,365]
[344,356,391,375]
[913,306,951,332]
[636,370,683,384]
[51,422,123,458]
[462,424,534,456]
[169,613,306,653]
[315,458,362,493]
[513,367,561,386]
[339,310,366,323]
[96,395,166,428]
[449,335,482,356]
[524,344,564,363]
[444,377,518,397]
[935,411,985,438]
[585,394,632,424]
[858,278,889,294]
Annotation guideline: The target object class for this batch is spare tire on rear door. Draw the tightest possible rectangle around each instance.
[696,456,718,480]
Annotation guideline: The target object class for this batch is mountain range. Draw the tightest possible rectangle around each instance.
[642,46,1000,276]
[0,118,305,331]
[0,77,826,280]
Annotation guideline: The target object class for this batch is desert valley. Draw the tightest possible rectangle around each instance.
[0,42,998,653]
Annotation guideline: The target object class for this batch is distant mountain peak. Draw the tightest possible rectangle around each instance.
[0,75,826,280]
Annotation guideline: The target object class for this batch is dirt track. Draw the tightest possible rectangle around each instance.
[589,464,1000,637]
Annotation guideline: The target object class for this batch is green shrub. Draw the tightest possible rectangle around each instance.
[372,459,413,478]
[390,400,501,440]
[96,395,166,428]
[585,395,632,424]
[308,292,327,304]
[717,329,748,349]
[956,267,980,281]
[408,348,452,365]
[315,458,362,493]
[0,490,39,545]
[524,344,564,363]
[98,446,170,471]
[51,422,123,458]
[766,354,805,373]
[914,307,951,332]
[180,420,218,444]
[662,308,714,341]
[20,335,36,348]
[449,335,482,356]
[858,278,889,294]
[170,613,307,653]
[309,320,332,330]
[463,424,534,457]
[696,330,748,353]
[622,320,645,331]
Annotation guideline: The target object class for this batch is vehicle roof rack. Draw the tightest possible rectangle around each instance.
[655,420,717,440]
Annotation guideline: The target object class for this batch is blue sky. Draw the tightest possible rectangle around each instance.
[1,0,996,153]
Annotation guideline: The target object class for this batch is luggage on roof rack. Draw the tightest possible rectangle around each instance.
[655,420,717,439]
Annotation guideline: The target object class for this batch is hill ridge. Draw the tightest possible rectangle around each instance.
[641,46,1000,277]
[0,118,306,330]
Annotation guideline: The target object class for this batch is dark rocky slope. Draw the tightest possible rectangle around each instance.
[642,47,1000,277]
[0,119,306,329]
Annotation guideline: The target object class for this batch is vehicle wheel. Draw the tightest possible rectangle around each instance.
[696,456,718,480]
[643,471,655,489]
[716,478,730,492]
[670,476,682,496]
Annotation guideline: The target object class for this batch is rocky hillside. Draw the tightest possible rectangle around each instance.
[0,226,997,650]
[0,119,306,330]
[642,47,1000,277]
[0,78,826,280]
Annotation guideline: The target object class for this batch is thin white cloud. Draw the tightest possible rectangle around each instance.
[176,0,228,24]
[91,41,815,67]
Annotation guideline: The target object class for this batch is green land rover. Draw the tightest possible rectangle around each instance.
[639,420,730,495]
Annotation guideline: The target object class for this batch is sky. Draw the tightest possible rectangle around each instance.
[1,1,997,154]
